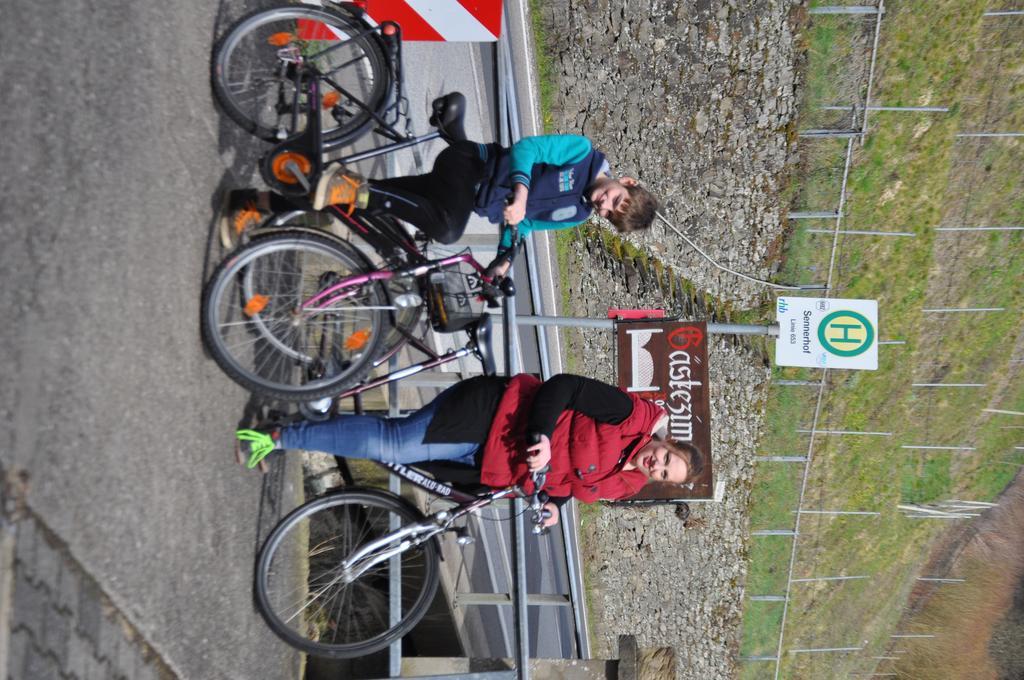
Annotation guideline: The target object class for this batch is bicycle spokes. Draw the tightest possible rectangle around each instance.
[255,491,440,655]
[202,233,386,399]
[212,5,389,144]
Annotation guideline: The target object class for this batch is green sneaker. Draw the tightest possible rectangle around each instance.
[235,429,280,470]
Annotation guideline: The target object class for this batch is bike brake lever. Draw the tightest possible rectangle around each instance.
[480,281,503,308]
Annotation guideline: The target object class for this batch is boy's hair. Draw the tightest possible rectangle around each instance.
[664,439,705,484]
[607,184,659,233]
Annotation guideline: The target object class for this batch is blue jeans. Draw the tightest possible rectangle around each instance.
[279,393,479,466]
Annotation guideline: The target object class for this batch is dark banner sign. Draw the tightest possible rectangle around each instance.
[615,321,714,500]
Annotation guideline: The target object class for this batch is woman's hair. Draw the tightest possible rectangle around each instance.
[606,184,659,233]
[663,439,705,483]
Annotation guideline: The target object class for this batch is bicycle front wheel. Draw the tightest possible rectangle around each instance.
[255,489,441,658]
[212,4,390,143]
[201,231,387,400]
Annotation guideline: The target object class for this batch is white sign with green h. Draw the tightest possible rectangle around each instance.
[775,297,879,370]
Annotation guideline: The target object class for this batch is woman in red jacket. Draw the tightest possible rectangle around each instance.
[235,373,704,527]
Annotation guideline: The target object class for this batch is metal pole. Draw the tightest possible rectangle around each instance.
[388,355,402,677]
[805,229,914,236]
[794,510,880,516]
[789,211,840,219]
[788,646,864,653]
[861,0,887,137]
[809,6,882,13]
[455,593,571,607]
[510,315,780,336]
[511,498,529,679]
[822,105,949,112]
[799,129,862,138]
[936,226,1024,232]
[900,445,975,451]
[890,634,935,639]
[498,25,528,673]
[957,132,1024,138]
[791,575,868,583]
[917,577,964,583]
[339,131,442,164]
[796,429,893,436]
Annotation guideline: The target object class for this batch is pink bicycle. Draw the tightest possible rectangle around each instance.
[200,215,519,403]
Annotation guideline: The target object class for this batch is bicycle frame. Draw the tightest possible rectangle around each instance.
[302,252,489,311]
[340,461,521,581]
[261,18,444,194]
[296,247,499,402]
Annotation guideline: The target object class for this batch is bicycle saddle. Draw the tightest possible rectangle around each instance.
[468,313,497,376]
[429,92,467,143]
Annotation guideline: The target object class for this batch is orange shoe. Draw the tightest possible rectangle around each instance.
[219,189,267,249]
[312,165,369,212]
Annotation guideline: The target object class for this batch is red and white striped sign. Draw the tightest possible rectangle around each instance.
[360,0,502,41]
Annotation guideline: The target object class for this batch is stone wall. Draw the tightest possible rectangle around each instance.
[562,233,769,679]
[539,0,805,306]
[537,0,806,677]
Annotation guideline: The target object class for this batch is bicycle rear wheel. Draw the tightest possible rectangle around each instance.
[201,231,387,400]
[212,3,390,143]
[255,489,441,658]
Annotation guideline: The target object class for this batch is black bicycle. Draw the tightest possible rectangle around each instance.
[212,1,449,197]
[212,2,394,149]
[206,2,521,406]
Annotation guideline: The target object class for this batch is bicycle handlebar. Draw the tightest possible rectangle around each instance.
[478,223,524,307]
[525,432,552,535]
[528,466,551,536]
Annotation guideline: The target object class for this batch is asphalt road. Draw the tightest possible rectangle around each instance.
[0,1,581,676]
[0,0,310,677]
[0,1,509,678]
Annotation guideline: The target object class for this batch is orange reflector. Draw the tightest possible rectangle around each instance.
[322,91,341,109]
[244,294,270,317]
[344,328,372,350]
[267,32,295,46]
[270,151,313,184]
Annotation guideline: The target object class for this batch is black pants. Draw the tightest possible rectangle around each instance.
[272,141,488,244]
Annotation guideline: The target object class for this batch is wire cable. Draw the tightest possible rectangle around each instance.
[655,211,828,292]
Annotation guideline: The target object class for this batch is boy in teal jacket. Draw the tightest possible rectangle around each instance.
[222,135,659,268]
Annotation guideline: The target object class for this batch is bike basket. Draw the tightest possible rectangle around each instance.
[424,258,485,333]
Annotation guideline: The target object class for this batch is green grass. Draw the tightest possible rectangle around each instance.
[553,229,580,372]
[527,0,556,131]
[740,0,1024,677]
